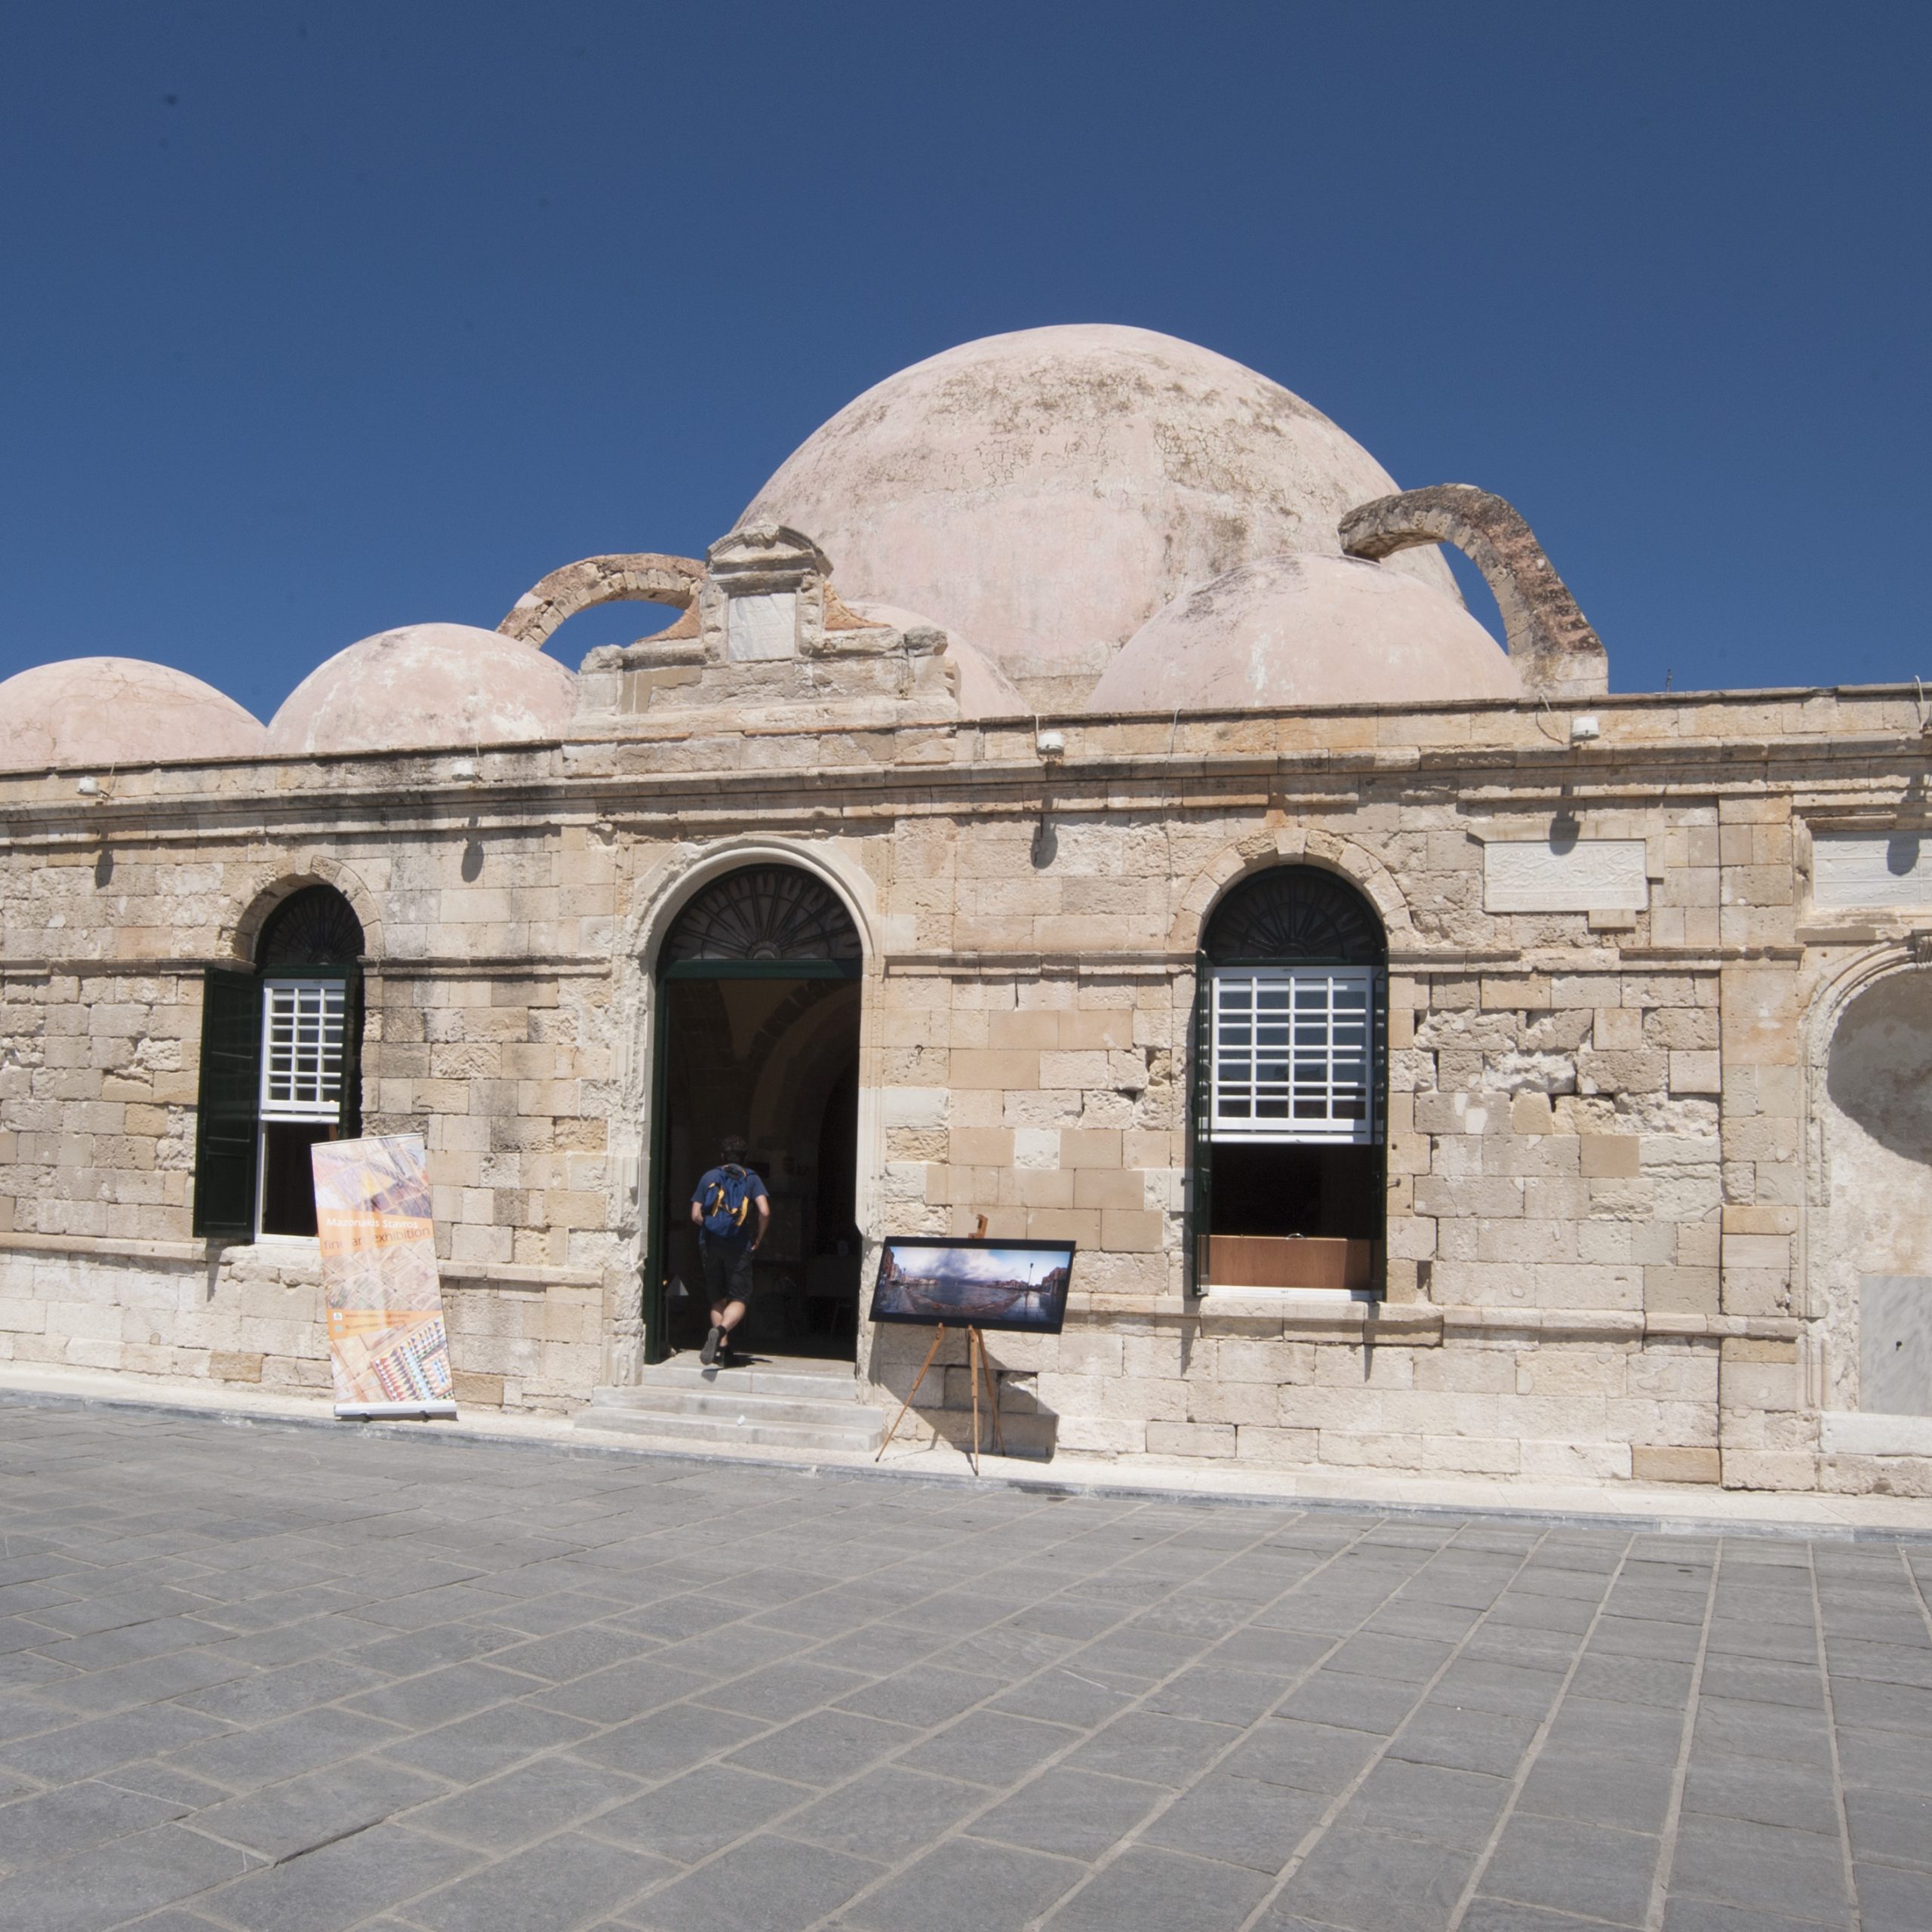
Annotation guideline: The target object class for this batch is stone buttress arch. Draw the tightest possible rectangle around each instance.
[1340,484,1607,700]
[497,554,706,651]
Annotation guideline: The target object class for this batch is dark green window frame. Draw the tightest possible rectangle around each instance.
[192,887,365,1241]
[1183,866,1389,1297]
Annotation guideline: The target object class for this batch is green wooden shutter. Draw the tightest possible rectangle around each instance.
[192,968,262,1238]
[337,964,365,1138]
[641,983,673,1364]
[1184,952,1214,1296]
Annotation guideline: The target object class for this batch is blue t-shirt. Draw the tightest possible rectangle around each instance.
[692,1165,769,1247]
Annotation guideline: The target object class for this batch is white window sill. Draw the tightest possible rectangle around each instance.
[1203,1287,1379,1304]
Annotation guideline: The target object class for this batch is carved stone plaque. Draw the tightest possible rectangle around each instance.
[1482,839,1648,913]
[726,592,797,662]
[1813,831,1932,909]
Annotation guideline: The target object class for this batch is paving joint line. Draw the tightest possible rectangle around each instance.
[1638,1537,1722,1932]
[1232,1524,1565,1932]
[670,1507,1400,1932]
[186,1484,1309,1928]
[1441,1533,1653,1931]
[17,1457,1106,1918]
[1808,1541,1866,1932]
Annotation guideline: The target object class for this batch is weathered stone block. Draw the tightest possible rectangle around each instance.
[1580,1134,1641,1178]
[1632,1444,1720,1484]
[1146,1420,1235,1457]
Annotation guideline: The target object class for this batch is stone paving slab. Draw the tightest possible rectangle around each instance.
[0,1407,1925,1930]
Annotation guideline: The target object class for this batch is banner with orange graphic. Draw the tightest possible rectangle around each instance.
[311,1135,457,1419]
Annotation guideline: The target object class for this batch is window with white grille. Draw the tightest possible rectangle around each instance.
[1209,968,1376,1143]
[259,980,347,1120]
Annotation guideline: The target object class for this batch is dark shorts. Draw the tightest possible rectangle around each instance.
[700,1240,755,1306]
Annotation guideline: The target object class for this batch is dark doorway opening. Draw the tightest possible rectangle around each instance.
[645,864,864,1364]
[655,976,862,1361]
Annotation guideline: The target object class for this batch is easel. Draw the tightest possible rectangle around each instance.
[875,1216,1007,1474]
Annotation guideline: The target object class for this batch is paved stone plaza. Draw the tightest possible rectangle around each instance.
[0,1404,1926,1931]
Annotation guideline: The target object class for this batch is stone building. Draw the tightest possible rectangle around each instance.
[2,323,1927,1495]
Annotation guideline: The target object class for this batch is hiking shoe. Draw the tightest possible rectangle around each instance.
[700,1325,721,1367]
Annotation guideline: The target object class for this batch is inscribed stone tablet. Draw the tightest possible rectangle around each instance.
[1812,832,1932,910]
[1481,839,1648,913]
[726,592,798,661]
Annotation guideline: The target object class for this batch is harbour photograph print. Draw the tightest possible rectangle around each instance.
[869,1237,1075,1334]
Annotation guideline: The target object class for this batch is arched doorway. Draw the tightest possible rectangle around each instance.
[644,864,863,1364]
[1188,865,1386,1294]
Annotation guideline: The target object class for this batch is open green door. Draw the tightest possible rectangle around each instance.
[1184,949,1213,1297]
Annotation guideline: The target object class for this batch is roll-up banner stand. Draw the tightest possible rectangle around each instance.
[311,1135,458,1420]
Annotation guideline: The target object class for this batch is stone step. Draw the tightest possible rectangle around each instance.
[629,1360,863,1401]
[589,1385,880,1432]
[578,1401,883,1455]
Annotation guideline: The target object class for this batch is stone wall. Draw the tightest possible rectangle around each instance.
[4,685,1932,1492]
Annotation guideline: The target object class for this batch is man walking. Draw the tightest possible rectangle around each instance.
[690,1134,770,1366]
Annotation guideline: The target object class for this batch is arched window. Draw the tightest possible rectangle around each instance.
[1189,866,1386,1296]
[193,885,365,1241]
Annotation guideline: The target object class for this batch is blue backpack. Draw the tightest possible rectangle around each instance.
[700,1165,755,1239]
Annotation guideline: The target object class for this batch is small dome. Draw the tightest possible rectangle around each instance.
[1088,553,1522,714]
[743,324,1457,675]
[0,658,266,771]
[841,601,1026,720]
[268,624,576,755]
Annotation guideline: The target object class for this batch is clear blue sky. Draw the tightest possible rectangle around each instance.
[2,3,1926,719]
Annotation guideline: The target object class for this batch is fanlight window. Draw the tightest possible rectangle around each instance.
[1203,866,1383,968]
[257,884,365,968]
[663,865,860,964]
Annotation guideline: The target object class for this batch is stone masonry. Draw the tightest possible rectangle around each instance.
[5,647,1932,1497]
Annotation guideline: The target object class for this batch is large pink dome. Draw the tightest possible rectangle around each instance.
[743,324,1458,675]
[268,624,576,755]
[0,658,266,771]
[1088,553,1521,714]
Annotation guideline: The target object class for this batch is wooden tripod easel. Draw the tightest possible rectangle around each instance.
[875,1218,1007,1474]
[875,1322,1005,1473]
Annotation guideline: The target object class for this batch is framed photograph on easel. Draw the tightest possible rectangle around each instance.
[870,1236,1075,1469]
[869,1236,1075,1335]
